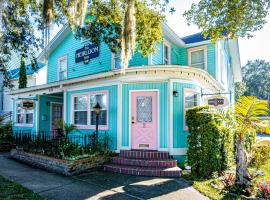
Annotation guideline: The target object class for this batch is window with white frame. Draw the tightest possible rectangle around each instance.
[188,46,206,70]
[163,41,171,65]
[184,90,199,129]
[73,96,88,125]
[72,91,108,128]
[16,102,34,125]
[113,52,121,69]
[90,93,108,126]
[58,56,67,81]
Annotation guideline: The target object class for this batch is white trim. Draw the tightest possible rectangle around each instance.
[63,90,67,123]
[117,82,122,151]
[128,89,160,151]
[67,82,119,92]
[168,79,173,154]
[170,148,188,156]
[36,96,39,132]
[188,45,207,71]
[163,39,171,65]
[185,40,210,48]
[50,102,63,132]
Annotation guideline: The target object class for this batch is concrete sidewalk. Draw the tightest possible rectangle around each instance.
[0,153,208,200]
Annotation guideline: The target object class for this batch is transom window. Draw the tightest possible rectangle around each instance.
[184,89,199,130]
[16,101,34,125]
[72,91,108,129]
[58,56,67,81]
[188,46,207,70]
[163,41,171,65]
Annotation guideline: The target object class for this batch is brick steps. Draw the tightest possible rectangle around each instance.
[104,150,182,177]
[104,164,182,177]
[112,157,177,168]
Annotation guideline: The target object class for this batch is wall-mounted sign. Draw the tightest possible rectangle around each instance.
[22,101,34,109]
[205,96,229,108]
[75,43,100,64]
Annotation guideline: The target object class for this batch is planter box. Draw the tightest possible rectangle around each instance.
[10,149,108,176]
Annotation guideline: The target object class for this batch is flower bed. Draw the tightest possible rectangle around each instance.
[10,149,109,176]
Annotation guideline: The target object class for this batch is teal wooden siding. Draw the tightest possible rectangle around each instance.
[172,82,200,148]
[48,33,113,83]
[151,43,163,65]
[12,98,37,133]
[122,82,168,148]
[129,51,148,67]
[39,95,63,132]
[207,44,216,78]
[66,85,118,150]
[179,48,188,65]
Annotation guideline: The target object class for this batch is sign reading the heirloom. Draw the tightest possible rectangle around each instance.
[22,101,34,109]
[75,43,100,64]
[205,96,229,108]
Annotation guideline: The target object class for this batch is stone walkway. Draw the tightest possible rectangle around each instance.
[0,153,209,200]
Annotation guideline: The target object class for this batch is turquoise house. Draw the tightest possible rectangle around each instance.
[10,23,241,163]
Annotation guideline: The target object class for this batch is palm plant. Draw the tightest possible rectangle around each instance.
[234,96,269,187]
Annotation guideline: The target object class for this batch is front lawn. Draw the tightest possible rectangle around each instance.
[183,161,270,200]
[0,175,44,200]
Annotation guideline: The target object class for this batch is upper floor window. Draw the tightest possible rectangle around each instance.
[58,55,67,81]
[16,101,34,125]
[112,52,121,70]
[188,46,207,70]
[163,40,171,65]
[184,89,199,130]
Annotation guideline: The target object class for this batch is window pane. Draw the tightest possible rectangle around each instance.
[91,110,107,125]
[60,59,67,71]
[17,114,24,123]
[74,111,87,125]
[114,52,121,69]
[90,94,107,109]
[59,71,67,80]
[164,44,169,64]
[185,93,198,108]
[136,96,152,122]
[191,50,204,69]
[74,96,87,110]
[26,113,33,124]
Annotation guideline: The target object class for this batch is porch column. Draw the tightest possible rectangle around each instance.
[63,89,67,123]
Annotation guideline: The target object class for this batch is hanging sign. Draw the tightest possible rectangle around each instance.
[75,43,100,64]
[205,96,229,108]
[22,101,34,109]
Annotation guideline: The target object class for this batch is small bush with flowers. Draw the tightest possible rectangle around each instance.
[257,182,270,199]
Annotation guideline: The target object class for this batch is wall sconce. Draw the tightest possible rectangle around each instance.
[173,90,179,97]
[46,101,50,106]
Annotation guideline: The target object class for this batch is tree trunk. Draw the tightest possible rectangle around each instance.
[236,138,251,187]
[121,0,136,70]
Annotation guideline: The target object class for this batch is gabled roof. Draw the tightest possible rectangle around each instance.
[8,63,45,79]
[181,32,210,44]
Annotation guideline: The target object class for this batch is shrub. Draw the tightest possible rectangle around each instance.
[250,145,270,169]
[186,106,233,178]
[257,182,270,199]
[0,123,13,143]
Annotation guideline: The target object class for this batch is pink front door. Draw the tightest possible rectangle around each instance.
[131,91,158,150]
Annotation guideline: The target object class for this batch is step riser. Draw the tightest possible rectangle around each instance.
[120,150,170,159]
[112,157,177,168]
[104,165,181,178]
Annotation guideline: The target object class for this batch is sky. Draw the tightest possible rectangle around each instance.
[165,0,270,66]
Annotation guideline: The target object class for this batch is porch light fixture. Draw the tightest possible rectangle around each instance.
[46,101,50,106]
[93,102,102,147]
[173,90,179,97]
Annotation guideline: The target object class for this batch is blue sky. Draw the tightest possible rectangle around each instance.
[165,0,270,66]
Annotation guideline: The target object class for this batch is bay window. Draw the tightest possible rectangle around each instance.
[184,89,199,130]
[72,91,108,129]
[188,46,207,70]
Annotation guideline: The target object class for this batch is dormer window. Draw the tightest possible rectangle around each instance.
[58,55,67,81]
[163,40,171,65]
[188,46,207,70]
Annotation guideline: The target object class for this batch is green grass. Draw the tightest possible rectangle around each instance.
[183,160,270,200]
[0,176,44,200]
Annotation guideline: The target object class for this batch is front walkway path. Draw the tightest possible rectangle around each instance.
[0,153,208,200]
